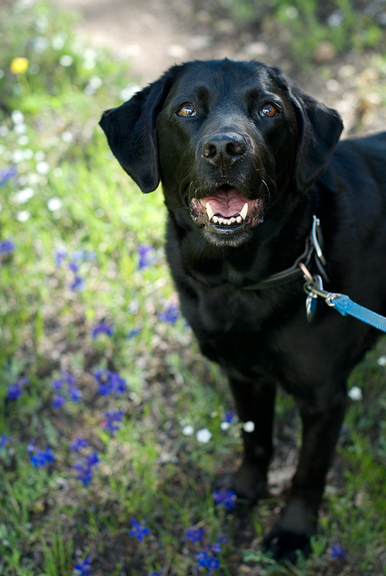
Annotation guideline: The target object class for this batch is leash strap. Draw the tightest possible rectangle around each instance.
[330,295,386,333]
[302,268,386,334]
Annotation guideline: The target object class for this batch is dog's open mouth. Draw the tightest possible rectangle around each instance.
[190,187,264,233]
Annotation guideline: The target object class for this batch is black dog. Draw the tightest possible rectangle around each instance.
[100,59,386,561]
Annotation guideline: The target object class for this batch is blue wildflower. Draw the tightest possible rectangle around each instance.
[103,410,124,435]
[52,394,66,409]
[331,544,346,558]
[147,570,163,576]
[211,535,228,554]
[158,302,179,325]
[7,383,23,400]
[212,488,237,510]
[70,437,89,451]
[196,547,220,573]
[68,261,79,273]
[51,378,64,391]
[0,435,10,449]
[91,321,114,339]
[185,527,205,544]
[0,166,17,186]
[223,410,236,424]
[73,452,99,486]
[55,247,67,267]
[129,518,150,542]
[74,555,91,576]
[0,239,15,254]
[70,275,86,291]
[7,377,29,400]
[68,386,82,402]
[29,447,55,468]
[138,244,157,270]
[26,439,35,453]
[94,369,127,396]
[127,327,142,339]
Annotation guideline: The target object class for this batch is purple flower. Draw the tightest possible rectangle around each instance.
[52,394,66,409]
[331,544,345,558]
[70,275,85,291]
[68,386,82,402]
[0,166,17,186]
[7,383,23,400]
[26,439,35,453]
[29,447,55,468]
[127,327,142,339]
[185,527,205,544]
[91,321,114,339]
[0,239,15,254]
[211,535,228,554]
[0,435,10,448]
[147,571,163,576]
[158,302,179,325]
[7,377,29,400]
[196,547,220,573]
[74,555,91,576]
[68,261,79,273]
[138,245,156,270]
[51,378,64,391]
[212,488,237,510]
[73,452,99,486]
[55,248,67,267]
[94,369,126,396]
[129,518,150,542]
[70,437,89,451]
[223,410,236,424]
[103,410,124,435]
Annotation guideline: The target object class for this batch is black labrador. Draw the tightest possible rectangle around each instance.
[100,59,386,561]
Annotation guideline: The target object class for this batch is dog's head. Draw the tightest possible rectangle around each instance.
[100,59,343,247]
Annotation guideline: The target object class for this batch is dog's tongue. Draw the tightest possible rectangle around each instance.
[201,188,251,217]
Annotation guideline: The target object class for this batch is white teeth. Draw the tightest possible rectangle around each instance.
[236,216,242,224]
[230,217,236,224]
[206,202,214,220]
[212,215,219,223]
[240,203,248,220]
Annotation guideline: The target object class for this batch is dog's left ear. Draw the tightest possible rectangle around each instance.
[99,71,176,193]
[277,73,344,192]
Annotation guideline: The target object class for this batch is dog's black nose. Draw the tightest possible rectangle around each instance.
[201,132,247,170]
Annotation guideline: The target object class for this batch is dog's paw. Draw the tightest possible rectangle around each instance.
[262,523,311,563]
[213,467,269,504]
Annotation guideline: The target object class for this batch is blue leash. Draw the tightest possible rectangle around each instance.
[300,263,386,334]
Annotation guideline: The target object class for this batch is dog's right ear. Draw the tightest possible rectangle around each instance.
[99,72,176,193]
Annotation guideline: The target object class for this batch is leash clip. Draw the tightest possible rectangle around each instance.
[300,263,341,321]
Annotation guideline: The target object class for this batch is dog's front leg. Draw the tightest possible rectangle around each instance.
[216,372,277,502]
[263,391,347,561]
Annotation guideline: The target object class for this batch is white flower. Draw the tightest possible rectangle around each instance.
[53,168,63,177]
[243,421,255,433]
[16,210,30,222]
[13,187,34,204]
[47,197,63,211]
[377,356,386,367]
[33,37,49,53]
[17,135,30,146]
[12,149,25,163]
[220,422,230,431]
[62,131,73,143]
[89,76,102,89]
[13,123,27,135]
[59,55,73,67]
[34,151,45,161]
[36,161,50,175]
[348,386,363,401]
[182,425,194,436]
[196,428,212,443]
[52,33,66,50]
[11,110,24,124]
[23,149,34,160]
[0,126,9,137]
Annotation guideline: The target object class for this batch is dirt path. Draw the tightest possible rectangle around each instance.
[50,0,237,84]
[49,0,385,136]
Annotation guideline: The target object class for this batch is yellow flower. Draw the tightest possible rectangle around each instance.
[10,57,29,74]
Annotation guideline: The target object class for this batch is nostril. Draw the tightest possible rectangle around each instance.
[226,140,246,157]
[203,143,217,158]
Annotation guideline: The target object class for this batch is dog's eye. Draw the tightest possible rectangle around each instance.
[176,103,197,117]
[260,104,279,118]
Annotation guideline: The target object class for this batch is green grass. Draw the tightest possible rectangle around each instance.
[1,2,386,575]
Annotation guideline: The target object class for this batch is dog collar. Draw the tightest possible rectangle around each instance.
[241,216,329,291]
